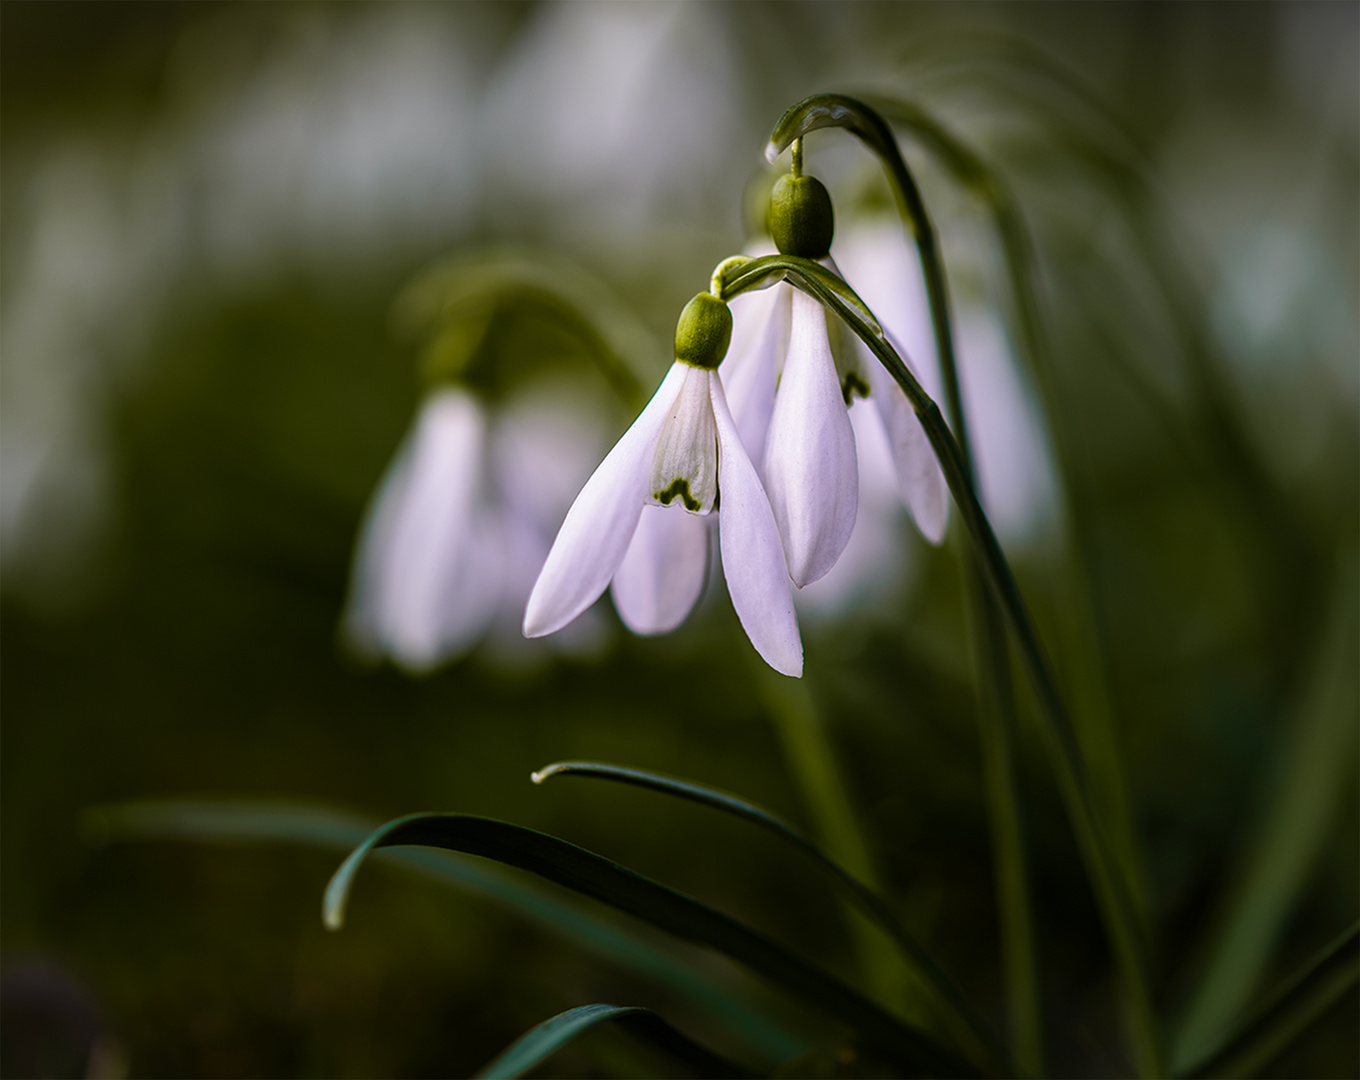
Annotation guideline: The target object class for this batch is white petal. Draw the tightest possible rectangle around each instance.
[833,221,945,403]
[711,373,802,677]
[957,307,1059,545]
[867,344,950,544]
[345,388,496,671]
[796,401,915,618]
[721,282,790,470]
[523,362,687,638]
[650,364,718,513]
[610,503,711,634]
[763,287,858,587]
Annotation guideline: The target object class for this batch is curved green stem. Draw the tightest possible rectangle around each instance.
[721,252,1162,1078]
[864,94,1150,936]
[769,94,1048,1078]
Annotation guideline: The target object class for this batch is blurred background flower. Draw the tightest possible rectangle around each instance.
[3,3,1355,1077]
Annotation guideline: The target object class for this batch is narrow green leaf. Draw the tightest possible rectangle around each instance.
[473,1003,757,1080]
[1172,576,1359,1072]
[724,249,1161,1078]
[84,800,809,1065]
[751,661,941,1032]
[860,91,1155,1075]
[1182,924,1359,1080]
[532,758,1007,1075]
[324,813,979,1077]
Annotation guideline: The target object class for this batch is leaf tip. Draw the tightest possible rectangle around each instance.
[764,140,781,165]
[530,762,566,785]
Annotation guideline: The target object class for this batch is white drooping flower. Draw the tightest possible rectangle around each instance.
[344,379,606,673]
[834,220,1058,545]
[720,268,950,591]
[524,294,802,677]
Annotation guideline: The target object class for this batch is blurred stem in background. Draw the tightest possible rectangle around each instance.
[751,661,922,1021]
[1171,568,1359,1073]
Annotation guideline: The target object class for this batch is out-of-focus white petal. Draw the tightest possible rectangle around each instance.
[722,282,789,469]
[523,362,687,638]
[763,287,858,587]
[610,503,711,634]
[836,219,1057,545]
[343,432,416,662]
[711,373,802,677]
[650,364,718,513]
[867,341,950,544]
[796,400,914,619]
[957,308,1059,544]
[344,387,495,671]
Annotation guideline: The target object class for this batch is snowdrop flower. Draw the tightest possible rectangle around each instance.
[721,166,949,594]
[344,378,607,674]
[834,219,1058,545]
[524,293,802,677]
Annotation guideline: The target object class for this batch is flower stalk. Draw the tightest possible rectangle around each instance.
[719,251,1162,1078]
[767,96,1050,1077]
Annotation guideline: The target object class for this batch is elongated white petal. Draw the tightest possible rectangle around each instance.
[711,373,802,677]
[650,364,718,513]
[343,431,417,662]
[796,401,915,618]
[867,343,949,544]
[610,503,711,634]
[721,282,790,470]
[763,288,858,587]
[345,388,497,670]
[523,362,686,638]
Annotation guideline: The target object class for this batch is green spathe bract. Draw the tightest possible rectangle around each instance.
[673,292,732,370]
[768,173,835,259]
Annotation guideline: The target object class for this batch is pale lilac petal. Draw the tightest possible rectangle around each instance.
[344,388,496,671]
[796,401,915,618]
[833,221,945,403]
[762,287,858,587]
[342,432,416,662]
[721,283,789,470]
[957,308,1059,544]
[523,362,687,638]
[610,504,711,634]
[711,373,802,677]
[650,364,719,512]
[867,344,950,544]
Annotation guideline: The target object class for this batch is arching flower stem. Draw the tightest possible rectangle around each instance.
[720,252,1162,1080]
[765,96,1045,1080]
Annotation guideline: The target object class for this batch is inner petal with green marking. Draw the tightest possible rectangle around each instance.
[650,366,718,514]
[828,311,872,405]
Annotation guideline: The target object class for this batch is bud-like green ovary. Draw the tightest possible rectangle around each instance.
[768,173,834,259]
[674,293,733,370]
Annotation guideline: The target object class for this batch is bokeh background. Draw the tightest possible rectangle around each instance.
[2,2,1356,1077]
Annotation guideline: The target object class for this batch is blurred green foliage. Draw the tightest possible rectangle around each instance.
[2,2,1356,1078]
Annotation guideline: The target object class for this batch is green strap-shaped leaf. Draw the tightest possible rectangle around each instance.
[531,760,1007,1074]
[83,801,808,1066]
[721,250,1162,1079]
[1181,923,1359,1079]
[324,813,979,1078]
[1172,577,1360,1072]
[473,1003,757,1079]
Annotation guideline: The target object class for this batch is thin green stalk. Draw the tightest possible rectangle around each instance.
[722,251,1163,1078]
[750,660,924,1023]
[865,94,1151,942]
[768,96,1047,1078]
